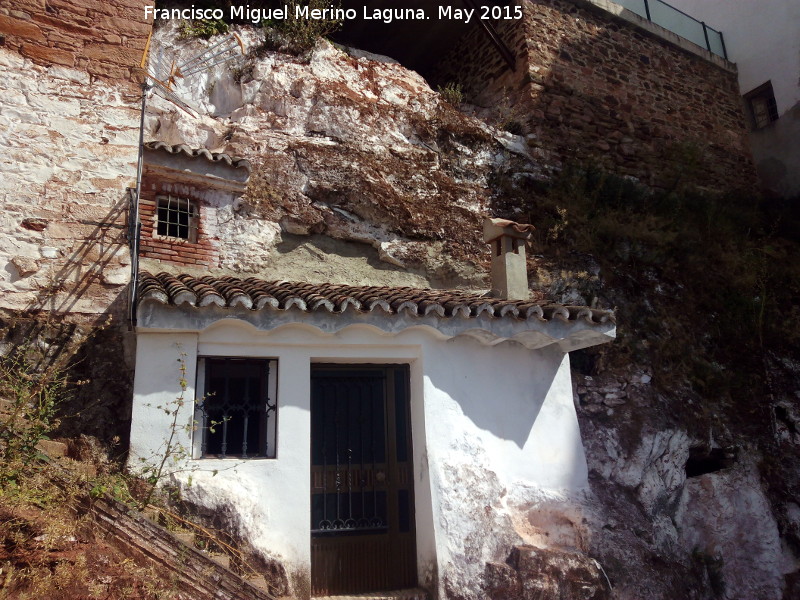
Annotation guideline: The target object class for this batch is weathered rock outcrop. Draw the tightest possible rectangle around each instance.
[143,25,541,288]
[2,3,798,599]
[486,545,611,600]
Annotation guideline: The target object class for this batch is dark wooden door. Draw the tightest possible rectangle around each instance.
[310,365,416,596]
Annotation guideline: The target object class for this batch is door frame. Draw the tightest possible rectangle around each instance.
[309,363,417,595]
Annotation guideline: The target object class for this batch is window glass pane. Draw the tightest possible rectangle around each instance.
[394,367,409,463]
[201,358,274,458]
[312,373,386,466]
[156,196,195,240]
[650,1,706,49]
[614,0,647,19]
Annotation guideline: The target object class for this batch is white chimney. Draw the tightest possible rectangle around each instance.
[483,217,535,300]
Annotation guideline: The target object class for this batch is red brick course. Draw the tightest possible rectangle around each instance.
[1,0,150,88]
[138,187,219,269]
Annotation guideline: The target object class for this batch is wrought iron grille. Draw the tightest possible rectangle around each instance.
[198,358,276,459]
[156,195,198,241]
[311,373,390,534]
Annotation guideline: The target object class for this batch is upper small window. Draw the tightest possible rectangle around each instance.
[744,82,778,130]
[156,195,198,242]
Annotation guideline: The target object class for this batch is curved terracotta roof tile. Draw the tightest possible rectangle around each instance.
[144,141,251,173]
[138,271,615,326]
[488,218,536,234]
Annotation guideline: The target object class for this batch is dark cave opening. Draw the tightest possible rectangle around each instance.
[685,447,737,478]
[333,0,513,84]
[775,405,798,435]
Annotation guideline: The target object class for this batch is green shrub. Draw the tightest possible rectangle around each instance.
[180,19,229,40]
[0,349,69,484]
[262,0,343,55]
[437,82,464,105]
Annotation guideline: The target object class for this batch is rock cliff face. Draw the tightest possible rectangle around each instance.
[142,25,541,289]
[2,1,798,597]
[139,23,800,600]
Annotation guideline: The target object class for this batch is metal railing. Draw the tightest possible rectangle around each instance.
[614,0,727,59]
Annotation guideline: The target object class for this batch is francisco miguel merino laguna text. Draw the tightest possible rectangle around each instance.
[144,4,523,25]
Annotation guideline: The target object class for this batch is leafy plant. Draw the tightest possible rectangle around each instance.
[136,349,193,510]
[438,82,464,105]
[262,0,344,55]
[0,349,70,485]
[180,19,229,40]
[134,346,229,511]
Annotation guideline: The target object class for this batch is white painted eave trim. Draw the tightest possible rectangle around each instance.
[136,301,616,351]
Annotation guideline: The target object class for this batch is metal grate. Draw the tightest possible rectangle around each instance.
[156,195,198,241]
[198,358,277,459]
[310,365,417,595]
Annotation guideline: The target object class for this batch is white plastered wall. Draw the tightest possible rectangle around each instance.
[129,318,589,599]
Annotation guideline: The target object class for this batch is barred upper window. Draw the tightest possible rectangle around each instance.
[156,196,198,242]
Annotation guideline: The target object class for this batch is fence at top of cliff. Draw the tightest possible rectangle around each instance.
[615,0,727,59]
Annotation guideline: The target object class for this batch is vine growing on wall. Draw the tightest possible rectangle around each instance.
[132,345,233,511]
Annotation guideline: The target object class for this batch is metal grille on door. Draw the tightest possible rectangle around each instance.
[310,366,416,595]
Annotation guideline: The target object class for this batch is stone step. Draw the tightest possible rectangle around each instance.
[209,553,231,569]
[172,530,196,547]
[37,439,68,458]
[58,456,97,477]
[0,397,16,414]
[313,589,428,600]
[142,507,161,523]
[247,575,269,591]
[87,496,275,600]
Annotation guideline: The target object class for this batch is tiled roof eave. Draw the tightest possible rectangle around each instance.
[137,272,616,352]
[144,141,251,173]
[139,272,614,323]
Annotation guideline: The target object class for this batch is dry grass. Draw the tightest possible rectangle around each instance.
[494,160,800,435]
[0,462,181,600]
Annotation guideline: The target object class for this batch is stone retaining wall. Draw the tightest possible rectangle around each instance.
[0,0,149,85]
[432,0,757,191]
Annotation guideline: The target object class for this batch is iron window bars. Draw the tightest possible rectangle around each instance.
[156,195,198,242]
[196,358,277,459]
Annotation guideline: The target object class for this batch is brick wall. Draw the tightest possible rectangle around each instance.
[0,0,149,316]
[432,0,757,191]
[138,185,218,268]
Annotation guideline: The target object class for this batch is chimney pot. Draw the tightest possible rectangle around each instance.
[483,217,534,300]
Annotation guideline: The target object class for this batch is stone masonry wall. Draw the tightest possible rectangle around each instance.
[0,0,149,317]
[0,0,148,444]
[0,0,150,84]
[429,13,528,108]
[432,0,757,191]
